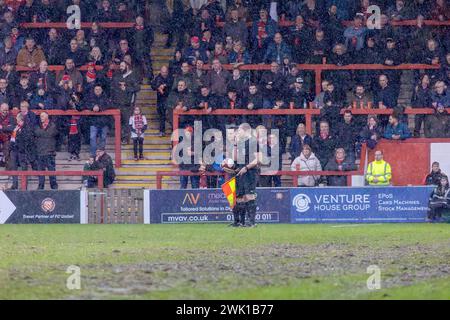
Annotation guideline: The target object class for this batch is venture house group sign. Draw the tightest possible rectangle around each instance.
[290,186,433,223]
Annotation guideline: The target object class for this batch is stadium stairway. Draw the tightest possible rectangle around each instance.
[113,32,177,189]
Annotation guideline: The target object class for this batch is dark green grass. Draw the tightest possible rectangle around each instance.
[0,224,449,299]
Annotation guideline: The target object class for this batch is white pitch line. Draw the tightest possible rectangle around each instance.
[331,224,383,228]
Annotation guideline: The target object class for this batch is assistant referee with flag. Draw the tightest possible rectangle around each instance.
[222,124,261,227]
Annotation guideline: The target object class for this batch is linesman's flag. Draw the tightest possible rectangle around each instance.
[221,177,236,209]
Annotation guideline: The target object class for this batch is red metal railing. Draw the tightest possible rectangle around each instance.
[216,19,450,28]
[173,107,448,137]
[19,22,135,29]
[174,108,320,136]
[11,109,122,167]
[157,140,368,189]
[156,170,358,189]
[201,63,440,95]
[0,170,104,190]
[15,63,439,96]
[15,65,109,72]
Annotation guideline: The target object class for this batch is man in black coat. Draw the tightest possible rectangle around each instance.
[151,66,173,136]
[425,162,448,186]
[193,85,219,131]
[91,147,116,188]
[357,36,380,90]
[9,113,38,190]
[373,74,398,127]
[167,80,194,130]
[260,62,285,128]
[424,104,450,138]
[34,112,58,190]
[127,15,154,81]
[30,60,56,95]
[41,28,65,65]
[85,85,111,157]
[325,148,357,186]
[335,110,361,158]
[19,101,39,128]
[379,38,402,97]
[242,83,263,128]
[312,120,337,168]
[0,77,14,107]
[112,61,140,143]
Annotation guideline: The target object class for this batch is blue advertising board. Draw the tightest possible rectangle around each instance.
[0,190,83,224]
[290,186,433,223]
[147,188,291,224]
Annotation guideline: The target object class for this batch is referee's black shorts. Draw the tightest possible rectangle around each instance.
[236,168,258,197]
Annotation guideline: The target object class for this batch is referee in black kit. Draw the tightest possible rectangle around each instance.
[229,123,262,228]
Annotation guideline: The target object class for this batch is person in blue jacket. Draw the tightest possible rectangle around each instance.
[263,32,292,64]
[383,113,411,140]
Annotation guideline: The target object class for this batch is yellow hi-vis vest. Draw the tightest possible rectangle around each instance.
[366,160,392,186]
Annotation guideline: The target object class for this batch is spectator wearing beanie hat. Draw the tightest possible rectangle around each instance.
[182,36,209,65]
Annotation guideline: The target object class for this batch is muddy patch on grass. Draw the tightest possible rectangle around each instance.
[69,242,450,299]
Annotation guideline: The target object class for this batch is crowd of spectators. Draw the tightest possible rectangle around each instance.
[159,0,449,188]
[0,0,151,188]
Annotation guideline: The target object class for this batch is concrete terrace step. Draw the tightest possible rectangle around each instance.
[110,183,172,189]
[116,168,173,176]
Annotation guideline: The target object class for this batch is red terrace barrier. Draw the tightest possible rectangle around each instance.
[172,107,446,139]
[156,170,357,189]
[216,19,450,28]
[15,65,111,72]
[343,107,450,115]
[16,63,439,97]
[173,108,320,136]
[157,142,368,190]
[201,63,440,95]
[11,109,122,168]
[19,22,135,29]
[0,170,104,190]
